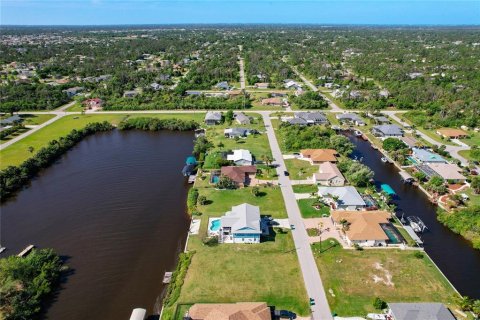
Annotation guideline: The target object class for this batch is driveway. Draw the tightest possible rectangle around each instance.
[262,112,333,320]
[303,217,347,246]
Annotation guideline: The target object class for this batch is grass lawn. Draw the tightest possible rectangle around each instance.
[169,223,310,318]
[196,186,287,218]
[298,198,330,218]
[292,184,318,194]
[312,240,459,317]
[284,159,318,180]
[65,102,84,112]
[20,114,56,125]
[0,113,205,169]
[460,131,480,148]
[0,127,30,145]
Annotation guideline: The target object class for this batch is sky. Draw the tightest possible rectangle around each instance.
[1,0,479,26]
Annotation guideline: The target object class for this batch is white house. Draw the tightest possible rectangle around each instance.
[219,203,263,244]
[227,149,253,166]
[318,186,366,210]
[204,111,222,125]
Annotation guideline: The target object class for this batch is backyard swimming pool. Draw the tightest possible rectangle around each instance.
[209,219,221,232]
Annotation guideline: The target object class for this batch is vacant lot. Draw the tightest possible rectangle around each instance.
[20,113,56,125]
[312,240,458,317]
[285,159,318,180]
[298,198,330,218]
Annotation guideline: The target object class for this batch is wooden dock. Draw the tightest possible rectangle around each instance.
[17,244,35,257]
[163,272,173,284]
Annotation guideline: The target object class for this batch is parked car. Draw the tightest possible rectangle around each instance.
[284,171,289,176]
[274,310,297,319]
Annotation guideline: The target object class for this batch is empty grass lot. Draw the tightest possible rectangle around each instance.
[20,114,56,125]
[170,222,310,318]
[0,113,205,169]
[312,240,459,317]
[284,158,318,180]
[292,184,318,194]
[298,198,330,218]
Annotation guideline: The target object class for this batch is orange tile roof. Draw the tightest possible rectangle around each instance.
[189,302,271,320]
[331,210,391,241]
[437,128,468,137]
[300,149,338,162]
[221,166,257,184]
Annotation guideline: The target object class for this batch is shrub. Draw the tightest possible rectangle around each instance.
[413,251,424,259]
[187,188,199,214]
[373,297,387,310]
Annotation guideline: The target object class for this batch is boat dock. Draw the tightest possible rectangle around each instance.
[17,244,35,257]
[163,272,173,284]
[403,226,424,246]
[188,175,196,184]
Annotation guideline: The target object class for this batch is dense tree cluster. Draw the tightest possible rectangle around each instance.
[438,206,480,249]
[0,83,70,112]
[337,158,374,187]
[290,91,329,109]
[0,248,64,320]
[117,117,199,131]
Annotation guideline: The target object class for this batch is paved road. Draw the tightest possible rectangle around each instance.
[289,65,342,112]
[239,57,246,90]
[385,111,470,166]
[262,113,333,320]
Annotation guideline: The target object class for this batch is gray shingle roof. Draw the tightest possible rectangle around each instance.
[388,303,456,320]
[205,111,222,121]
[318,186,366,207]
[373,124,403,136]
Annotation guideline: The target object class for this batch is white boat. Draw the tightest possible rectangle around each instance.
[407,216,427,233]
[381,157,388,163]
[354,130,362,137]
[367,314,387,320]
[0,247,6,254]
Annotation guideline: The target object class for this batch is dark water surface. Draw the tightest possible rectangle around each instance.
[1,130,193,320]
[347,133,480,299]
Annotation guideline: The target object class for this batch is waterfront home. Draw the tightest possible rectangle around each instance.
[387,303,456,320]
[400,136,419,149]
[300,149,338,164]
[371,124,403,137]
[336,113,366,126]
[0,115,23,127]
[187,302,271,320]
[64,86,84,97]
[204,111,222,125]
[234,112,250,125]
[219,204,263,244]
[436,128,468,139]
[254,82,269,89]
[411,147,446,164]
[227,149,253,166]
[331,210,392,247]
[426,163,467,182]
[318,186,366,210]
[286,118,308,126]
[83,98,103,111]
[215,81,231,90]
[224,128,255,139]
[372,115,390,124]
[313,162,345,186]
[294,112,329,125]
[220,165,257,187]
[261,97,285,107]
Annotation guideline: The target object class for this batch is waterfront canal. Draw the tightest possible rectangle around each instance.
[0,130,194,319]
[347,133,480,299]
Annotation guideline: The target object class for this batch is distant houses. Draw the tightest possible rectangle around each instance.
[83,98,103,111]
[411,147,446,164]
[371,124,403,137]
[234,112,250,125]
[224,128,256,139]
[204,111,222,125]
[215,81,231,90]
[0,115,23,127]
[292,112,328,125]
[227,149,253,166]
[254,82,269,89]
[261,97,285,107]
[123,90,139,98]
[63,86,84,98]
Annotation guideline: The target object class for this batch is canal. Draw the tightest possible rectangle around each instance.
[347,133,480,299]
[0,130,194,319]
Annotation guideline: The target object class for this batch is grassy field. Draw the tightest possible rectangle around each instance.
[292,184,318,194]
[312,240,459,317]
[65,102,84,112]
[460,131,480,148]
[284,159,318,180]
[298,198,330,218]
[20,114,56,125]
[0,113,205,169]
[169,221,310,318]
[196,186,287,218]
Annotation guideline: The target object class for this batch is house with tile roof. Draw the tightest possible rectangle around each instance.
[300,149,338,164]
[436,128,468,139]
[187,302,271,320]
[313,162,345,186]
[220,166,257,187]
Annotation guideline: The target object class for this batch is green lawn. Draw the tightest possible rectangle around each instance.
[65,102,84,112]
[284,159,318,180]
[292,184,318,194]
[167,222,310,318]
[196,186,287,218]
[458,149,479,162]
[312,240,459,317]
[0,113,205,169]
[298,198,330,218]
[460,131,480,148]
[20,114,56,125]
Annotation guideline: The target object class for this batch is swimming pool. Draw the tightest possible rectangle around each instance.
[209,219,221,232]
[407,156,419,165]
[212,176,220,183]
[381,224,402,244]
[381,184,396,195]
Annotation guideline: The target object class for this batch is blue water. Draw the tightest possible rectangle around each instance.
[210,219,221,232]
[407,156,419,165]
[212,176,220,183]
[381,184,396,195]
